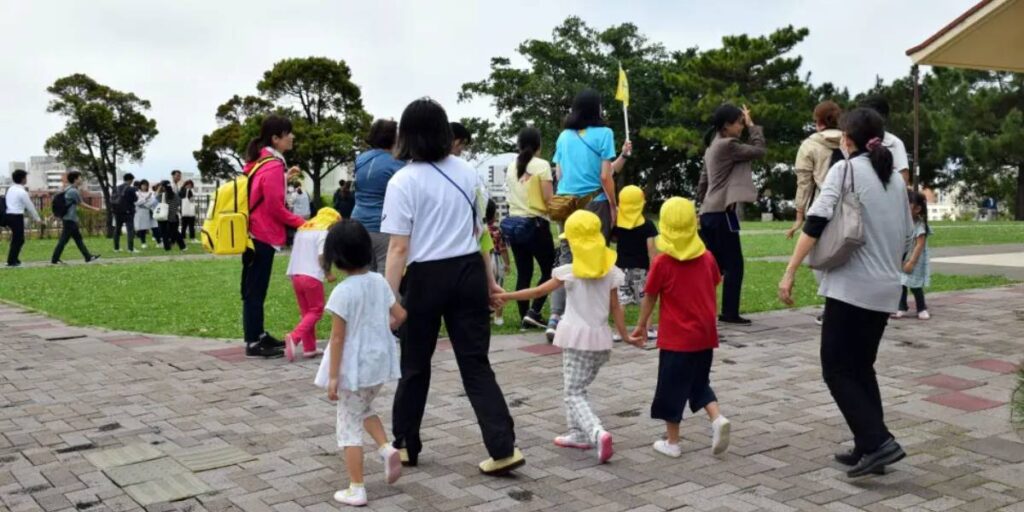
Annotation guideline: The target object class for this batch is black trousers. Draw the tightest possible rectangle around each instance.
[508,217,555,319]
[159,220,185,250]
[392,253,516,461]
[5,214,25,265]
[899,286,927,312]
[113,212,135,251]
[651,349,718,423]
[152,225,163,243]
[181,217,196,240]
[137,229,149,244]
[241,240,276,343]
[699,211,744,318]
[51,220,92,263]
[821,298,893,453]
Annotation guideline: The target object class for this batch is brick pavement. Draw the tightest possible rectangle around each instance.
[1,286,1023,511]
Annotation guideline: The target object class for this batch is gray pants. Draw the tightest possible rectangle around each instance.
[369,231,390,274]
[552,200,612,317]
[562,348,611,444]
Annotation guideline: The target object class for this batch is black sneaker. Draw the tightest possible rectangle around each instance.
[718,315,752,326]
[847,439,904,478]
[522,310,547,330]
[6,263,21,268]
[245,342,284,359]
[87,255,101,263]
[260,333,285,349]
[51,260,66,266]
[834,448,885,474]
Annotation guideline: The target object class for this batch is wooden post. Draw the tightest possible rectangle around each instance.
[912,64,921,192]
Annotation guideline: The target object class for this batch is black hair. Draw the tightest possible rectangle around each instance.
[515,127,542,179]
[394,98,452,162]
[183,179,194,188]
[860,95,890,120]
[366,119,398,149]
[171,170,182,177]
[907,189,931,234]
[139,179,150,188]
[132,180,141,188]
[450,122,472,145]
[123,172,134,182]
[12,169,27,184]
[66,171,82,184]
[324,219,373,272]
[246,115,293,163]
[840,107,894,188]
[485,199,498,223]
[564,89,605,130]
[703,103,744,147]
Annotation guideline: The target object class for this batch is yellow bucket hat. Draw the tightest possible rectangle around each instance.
[560,210,616,278]
[656,197,706,261]
[299,207,341,232]
[616,185,646,229]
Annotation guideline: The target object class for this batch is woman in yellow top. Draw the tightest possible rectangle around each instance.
[502,127,555,330]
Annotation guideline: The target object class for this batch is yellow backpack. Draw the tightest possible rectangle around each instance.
[201,156,274,255]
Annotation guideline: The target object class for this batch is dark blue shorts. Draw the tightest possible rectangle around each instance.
[651,349,717,423]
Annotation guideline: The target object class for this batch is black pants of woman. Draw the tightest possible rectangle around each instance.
[137,229,149,244]
[241,239,276,343]
[158,221,186,250]
[508,217,555,320]
[180,217,196,241]
[699,210,744,319]
[821,297,893,454]
[392,253,517,464]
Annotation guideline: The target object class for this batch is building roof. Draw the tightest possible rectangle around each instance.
[907,0,1024,72]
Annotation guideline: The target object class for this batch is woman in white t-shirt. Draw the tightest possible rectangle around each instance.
[502,127,555,330]
[381,98,524,476]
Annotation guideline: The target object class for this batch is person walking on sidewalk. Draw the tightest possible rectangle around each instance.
[4,169,41,267]
[51,171,101,265]
[112,173,138,254]
[382,98,524,475]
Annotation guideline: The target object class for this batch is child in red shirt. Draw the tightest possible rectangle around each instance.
[633,197,732,458]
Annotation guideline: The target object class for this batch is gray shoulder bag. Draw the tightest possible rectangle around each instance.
[807,160,864,271]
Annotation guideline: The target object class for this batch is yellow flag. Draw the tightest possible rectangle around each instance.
[615,65,629,107]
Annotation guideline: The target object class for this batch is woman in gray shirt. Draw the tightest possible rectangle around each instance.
[778,108,913,479]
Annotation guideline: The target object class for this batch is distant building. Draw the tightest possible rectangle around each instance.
[922,185,970,220]
[473,153,515,216]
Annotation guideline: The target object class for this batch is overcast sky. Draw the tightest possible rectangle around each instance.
[0,0,973,181]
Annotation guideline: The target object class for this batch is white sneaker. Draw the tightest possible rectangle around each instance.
[141,244,148,249]
[711,416,731,456]
[647,328,658,340]
[918,310,931,320]
[494,316,504,326]
[380,446,402,485]
[333,486,367,507]
[891,310,906,319]
[113,249,122,253]
[653,439,681,458]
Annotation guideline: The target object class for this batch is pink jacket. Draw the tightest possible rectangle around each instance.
[244,148,305,246]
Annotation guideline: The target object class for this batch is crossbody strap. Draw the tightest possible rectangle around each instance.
[574,130,603,159]
[428,162,478,235]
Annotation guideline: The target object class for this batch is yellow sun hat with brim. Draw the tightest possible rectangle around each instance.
[299,207,342,232]
[656,197,706,261]
[560,210,617,278]
[616,185,646,229]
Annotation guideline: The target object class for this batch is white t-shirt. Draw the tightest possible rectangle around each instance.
[315,272,401,391]
[381,156,486,264]
[551,264,625,352]
[286,230,327,281]
[883,132,909,174]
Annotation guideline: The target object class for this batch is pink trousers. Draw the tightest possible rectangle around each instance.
[290,275,325,353]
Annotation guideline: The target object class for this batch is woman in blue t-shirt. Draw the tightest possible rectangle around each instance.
[546,89,632,341]
[351,119,405,272]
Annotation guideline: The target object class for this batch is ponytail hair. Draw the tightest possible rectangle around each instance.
[703,103,744,147]
[515,127,542,179]
[246,115,293,163]
[839,108,893,188]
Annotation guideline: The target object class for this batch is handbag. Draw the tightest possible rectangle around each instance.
[153,202,170,222]
[499,216,536,246]
[181,198,197,218]
[807,160,864,271]
[547,190,599,222]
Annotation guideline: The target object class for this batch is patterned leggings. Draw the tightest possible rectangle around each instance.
[562,349,611,444]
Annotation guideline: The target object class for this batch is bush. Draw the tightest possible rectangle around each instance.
[1013,365,1024,440]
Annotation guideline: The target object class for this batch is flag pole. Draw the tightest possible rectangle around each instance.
[622,102,630,143]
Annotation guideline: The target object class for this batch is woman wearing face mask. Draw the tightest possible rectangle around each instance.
[696,104,766,326]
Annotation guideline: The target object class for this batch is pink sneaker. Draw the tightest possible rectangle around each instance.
[596,430,613,463]
[554,436,593,450]
[302,349,324,359]
[284,334,297,362]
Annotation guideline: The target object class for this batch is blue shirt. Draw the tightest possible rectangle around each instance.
[351,149,405,232]
[552,127,616,201]
[63,187,81,222]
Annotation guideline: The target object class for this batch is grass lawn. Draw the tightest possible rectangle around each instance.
[0,253,1013,341]
[10,235,201,263]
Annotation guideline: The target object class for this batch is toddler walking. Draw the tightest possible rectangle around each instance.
[285,208,340,361]
[315,219,405,507]
[633,198,731,458]
[611,185,658,307]
[895,190,931,320]
[485,199,510,325]
[498,210,643,463]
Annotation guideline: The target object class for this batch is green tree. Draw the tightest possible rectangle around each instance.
[193,95,273,181]
[44,73,158,232]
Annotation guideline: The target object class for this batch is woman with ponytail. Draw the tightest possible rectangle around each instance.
[696,103,766,325]
[241,114,308,359]
[779,107,914,478]
[502,127,556,329]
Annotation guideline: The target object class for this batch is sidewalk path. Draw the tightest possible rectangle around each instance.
[2,287,1023,511]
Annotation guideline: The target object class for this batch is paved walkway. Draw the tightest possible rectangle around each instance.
[1,287,1023,511]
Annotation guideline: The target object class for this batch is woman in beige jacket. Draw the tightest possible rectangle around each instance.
[786,101,844,239]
